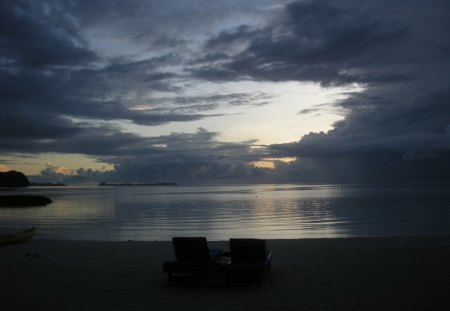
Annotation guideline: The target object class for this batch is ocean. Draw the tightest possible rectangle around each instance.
[1,184,449,240]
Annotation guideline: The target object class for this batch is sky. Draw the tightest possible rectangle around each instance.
[1,0,449,184]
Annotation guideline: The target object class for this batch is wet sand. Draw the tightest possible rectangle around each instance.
[1,236,450,310]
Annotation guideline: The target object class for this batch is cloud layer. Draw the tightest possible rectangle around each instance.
[1,0,449,183]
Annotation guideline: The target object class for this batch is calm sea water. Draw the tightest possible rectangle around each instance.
[1,184,450,241]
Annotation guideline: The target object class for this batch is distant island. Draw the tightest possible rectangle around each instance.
[99,182,178,186]
[30,182,67,187]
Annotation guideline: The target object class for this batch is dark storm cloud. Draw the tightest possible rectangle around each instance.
[65,0,281,34]
[2,0,282,140]
[192,0,417,84]
[29,128,270,184]
[219,0,450,183]
[0,114,81,140]
[0,0,97,67]
[0,63,210,128]
[333,88,450,136]
[205,25,263,53]
[2,0,450,183]
[268,86,450,183]
[0,0,278,183]
[0,1,218,137]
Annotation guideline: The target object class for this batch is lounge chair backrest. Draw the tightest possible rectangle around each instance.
[172,237,211,263]
[230,238,267,263]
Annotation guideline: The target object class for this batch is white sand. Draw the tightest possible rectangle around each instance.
[1,236,450,310]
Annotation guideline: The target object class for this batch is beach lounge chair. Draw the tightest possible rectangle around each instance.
[222,238,272,286]
[162,237,222,286]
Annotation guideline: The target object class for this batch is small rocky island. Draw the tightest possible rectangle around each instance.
[0,170,30,187]
[0,195,53,207]
[99,182,178,186]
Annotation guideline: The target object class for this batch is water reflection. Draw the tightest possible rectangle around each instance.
[1,187,115,239]
[1,184,449,240]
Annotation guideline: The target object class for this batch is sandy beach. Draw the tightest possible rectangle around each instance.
[1,236,450,311]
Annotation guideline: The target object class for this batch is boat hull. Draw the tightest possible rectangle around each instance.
[0,227,36,246]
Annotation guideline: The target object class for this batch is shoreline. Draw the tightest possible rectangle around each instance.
[19,233,450,246]
[2,236,450,310]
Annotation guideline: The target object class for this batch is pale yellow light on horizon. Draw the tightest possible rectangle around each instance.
[44,162,76,176]
[252,157,296,169]
[252,160,275,169]
[1,153,114,176]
